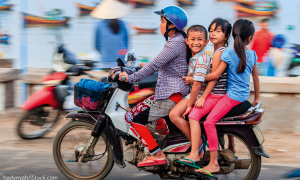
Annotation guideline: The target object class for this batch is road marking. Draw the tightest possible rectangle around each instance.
[260,93,277,97]
[11,151,33,160]
[132,173,151,177]
[2,167,19,171]
[263,163,300,168]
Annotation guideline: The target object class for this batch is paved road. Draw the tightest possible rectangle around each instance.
[0,147,298,180]
[0,112,299,180]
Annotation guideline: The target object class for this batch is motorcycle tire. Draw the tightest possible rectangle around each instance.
[17,106,60,140]
[219,133,262,180]
[53,121,114,180]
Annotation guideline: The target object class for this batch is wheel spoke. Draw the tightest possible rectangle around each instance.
[214,133,260,180]
[56,124,111,178]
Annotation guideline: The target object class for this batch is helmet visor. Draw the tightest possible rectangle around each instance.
[154,10,167,18]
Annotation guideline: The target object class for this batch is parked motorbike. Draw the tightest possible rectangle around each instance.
[17,43,96,139]
[53,59,269,180]
[288,44,300,77]
[18,46,158,140]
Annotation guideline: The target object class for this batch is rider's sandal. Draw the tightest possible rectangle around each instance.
[193,168,218,180]
[234,153,238,160]
[137,158,167,168]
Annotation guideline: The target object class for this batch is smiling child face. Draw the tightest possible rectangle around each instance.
[185,30,209,56]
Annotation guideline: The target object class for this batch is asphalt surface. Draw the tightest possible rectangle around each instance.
[0,147,299,180]
[0,111,299,180]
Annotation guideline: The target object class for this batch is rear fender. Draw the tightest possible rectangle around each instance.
[217,125,270,158]
[65,112,126,168]
[21,87,60,110]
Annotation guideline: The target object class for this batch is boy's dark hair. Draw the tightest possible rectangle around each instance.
[208,18,232,47]
[186,25,208,62]
[187,25,208,40]
[232,19,255,74]
[261,18,269,23]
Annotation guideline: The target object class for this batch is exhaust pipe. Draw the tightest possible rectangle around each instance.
[234,158,251,169]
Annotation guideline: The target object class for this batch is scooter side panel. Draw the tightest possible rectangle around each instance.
[21,87,60,110]
[105,88,138,139]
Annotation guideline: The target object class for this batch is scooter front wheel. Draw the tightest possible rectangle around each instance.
[17,106,60,139]
[53,121,114,180]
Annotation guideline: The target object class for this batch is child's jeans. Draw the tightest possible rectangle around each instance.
[188,93,224,121]
[204,94,241,151]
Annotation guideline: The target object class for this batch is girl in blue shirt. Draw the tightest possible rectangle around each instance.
[195,19,260,177]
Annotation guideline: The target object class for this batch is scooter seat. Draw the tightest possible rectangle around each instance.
[223,101,252,118]
[199,101,252,122]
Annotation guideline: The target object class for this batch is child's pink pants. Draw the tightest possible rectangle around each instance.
[188,94,241,151]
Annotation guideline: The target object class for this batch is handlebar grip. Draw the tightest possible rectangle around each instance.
[121,76,126,81]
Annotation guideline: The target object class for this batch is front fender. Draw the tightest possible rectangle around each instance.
[217,125,270,158]
[21,86,60,110]
[65,112,126,168]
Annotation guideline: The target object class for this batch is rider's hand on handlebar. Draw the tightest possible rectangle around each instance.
[119,72,129,82]
[194,97,205,108]
[252,99,260,107]
[139,62,147,67]
[182,76,193,85]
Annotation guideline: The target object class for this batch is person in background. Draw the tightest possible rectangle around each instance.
[250,18,273,75]
[91,0,130,69]
[269,34,288,77]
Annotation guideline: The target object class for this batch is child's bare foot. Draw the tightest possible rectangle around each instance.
[195,163,220,174]
[146,150,166,161]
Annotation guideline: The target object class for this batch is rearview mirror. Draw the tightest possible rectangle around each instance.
[116,57,125,67]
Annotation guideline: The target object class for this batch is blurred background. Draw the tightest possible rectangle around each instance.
[1,0,299,74]
[0,0,300,179]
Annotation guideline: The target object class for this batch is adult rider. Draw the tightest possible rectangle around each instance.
[119,6,189,167]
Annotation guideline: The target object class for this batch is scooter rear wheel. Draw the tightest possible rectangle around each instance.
[213,133,261,180]
[17,106,60,139]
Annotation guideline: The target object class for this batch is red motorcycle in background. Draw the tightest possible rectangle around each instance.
[17,43,96,139]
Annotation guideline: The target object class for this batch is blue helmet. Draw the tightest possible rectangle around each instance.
[155,6,188,40]
[272,34,286,48]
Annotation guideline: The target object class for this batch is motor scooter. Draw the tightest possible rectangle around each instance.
[288,44,300,77]
[53,58,269,180]
[17,43,96,139]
